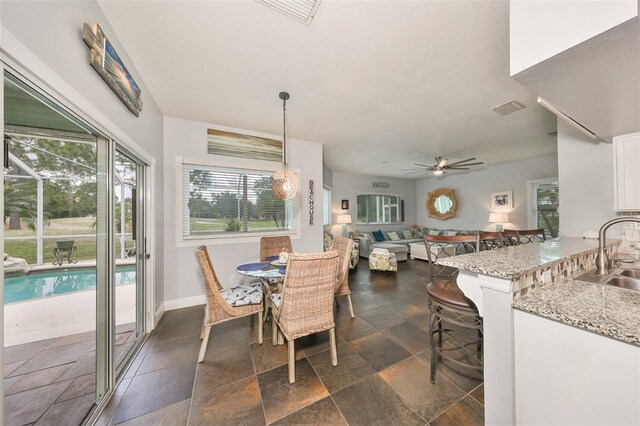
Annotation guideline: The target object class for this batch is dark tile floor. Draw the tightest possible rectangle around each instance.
[3,323,137,426]
[97,259,484,425]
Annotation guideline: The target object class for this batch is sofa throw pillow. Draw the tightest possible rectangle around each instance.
[428,229,440,236]
[361,233,372,240]
[372,230,386,242]
[443,231,458,236]
[402,229,413,239]
[388,231,401,241]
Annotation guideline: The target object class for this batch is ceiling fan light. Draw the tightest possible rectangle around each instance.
[433,169,444,175]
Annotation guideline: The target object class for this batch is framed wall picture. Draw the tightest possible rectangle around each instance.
[83,22,143,116]
[207,129,282,162]
[490,191,513,209]
[341,199,349,210]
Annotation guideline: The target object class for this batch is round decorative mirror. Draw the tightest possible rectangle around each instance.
[426,188,458,220]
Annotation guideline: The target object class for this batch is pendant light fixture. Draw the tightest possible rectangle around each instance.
[272,91,299,200]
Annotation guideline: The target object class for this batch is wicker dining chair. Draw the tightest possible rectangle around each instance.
[268,251,340,383]
[478,231,504,251]
[332,236,355,318]
[422,234,483,383]
[516,229,546,244]
[194,246,263,363]
[260,236,293,261]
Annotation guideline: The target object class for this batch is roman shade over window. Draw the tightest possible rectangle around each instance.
[182,163,296,239]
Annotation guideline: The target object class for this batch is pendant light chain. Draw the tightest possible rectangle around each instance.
[282,96,287,166]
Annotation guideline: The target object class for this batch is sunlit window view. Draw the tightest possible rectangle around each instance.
[182,164,294,238]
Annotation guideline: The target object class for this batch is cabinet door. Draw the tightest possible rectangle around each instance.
[614,133,640,211]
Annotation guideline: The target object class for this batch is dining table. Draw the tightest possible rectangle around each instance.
[235,256,287,335]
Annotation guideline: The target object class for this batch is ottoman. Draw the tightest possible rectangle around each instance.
[369,242,409,262]
[369,248,398,272]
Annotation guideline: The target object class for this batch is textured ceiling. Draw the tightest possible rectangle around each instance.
[98,0,557,178]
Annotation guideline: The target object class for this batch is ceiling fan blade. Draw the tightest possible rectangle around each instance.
[447,157,477,166]
[447,167,470,170]
[402,168,427,172]
[437,158,448,168]
[413,163,432,167]
[446,162,484,168]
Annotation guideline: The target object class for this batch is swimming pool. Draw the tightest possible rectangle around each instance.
[3,266,136,304]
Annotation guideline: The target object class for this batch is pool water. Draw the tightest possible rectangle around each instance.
[3,266,136,304]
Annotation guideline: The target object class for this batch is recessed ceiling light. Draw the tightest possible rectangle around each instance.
[256,0,322,26]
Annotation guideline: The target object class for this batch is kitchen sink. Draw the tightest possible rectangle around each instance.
[604,276,640,291]
[617,269,640,279]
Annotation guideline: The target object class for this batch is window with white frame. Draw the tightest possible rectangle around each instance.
[528,178,559,238]
[323,186,331,226]
[356,193,403,224]
[181,163,296,239]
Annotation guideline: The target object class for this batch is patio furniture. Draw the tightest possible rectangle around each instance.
[423,234,483,383]
[260,236,292,261]
[53,240,77,266]
[332,236,355,318]
[195,245,263,363]
[368,248,397,272]
[268,251,339,383]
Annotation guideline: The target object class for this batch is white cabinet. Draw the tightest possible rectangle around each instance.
[514,310,640,425]
[614,132,640,211]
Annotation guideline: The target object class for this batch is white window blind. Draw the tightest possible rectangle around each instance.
[182,163,296,238]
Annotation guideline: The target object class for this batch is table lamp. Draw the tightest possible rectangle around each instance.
[489,212,508,232]
[336,214,352,237]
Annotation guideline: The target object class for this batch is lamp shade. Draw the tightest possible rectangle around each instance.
[336,214,352,224]
[489,212,508,223]
[272,169,299,200]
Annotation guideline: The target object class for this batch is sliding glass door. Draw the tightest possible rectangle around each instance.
[3,70,149,424]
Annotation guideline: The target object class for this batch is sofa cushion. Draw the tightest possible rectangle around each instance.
[428,229,440,236]
[388,231,400,241]
[442,230,458,236]
[372,230,385,242]
[402,229,413,239]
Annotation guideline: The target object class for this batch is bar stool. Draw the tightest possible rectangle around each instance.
[423,234,484,383]
[501,229,519,246]
[478,231,504,251]
[516,229,546,244]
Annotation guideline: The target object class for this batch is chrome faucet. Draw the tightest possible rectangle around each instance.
[596,216,640,275]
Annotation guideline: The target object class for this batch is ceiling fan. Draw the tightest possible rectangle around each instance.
[404,156,484,175]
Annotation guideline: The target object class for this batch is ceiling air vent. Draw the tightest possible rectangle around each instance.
[256,0,323,25]
[491,100,526,116]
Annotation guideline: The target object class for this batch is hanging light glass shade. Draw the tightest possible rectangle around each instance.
[272,92,299,200]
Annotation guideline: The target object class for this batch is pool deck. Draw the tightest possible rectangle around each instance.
[4,284,136,347]
[30,258,136,272]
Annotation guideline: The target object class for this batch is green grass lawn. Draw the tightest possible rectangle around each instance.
[189,217,283,233]
[5,236,133,265]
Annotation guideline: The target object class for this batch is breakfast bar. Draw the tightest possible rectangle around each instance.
[436,237,639,425]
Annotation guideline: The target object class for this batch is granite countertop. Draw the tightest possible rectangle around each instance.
[513,280,640,346]
[436,237,605,280]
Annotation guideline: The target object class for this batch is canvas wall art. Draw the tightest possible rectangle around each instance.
[207,129,283,162]
[83,22,143,116]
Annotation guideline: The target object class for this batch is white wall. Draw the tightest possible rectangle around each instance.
[330,171,417,236]
[163,116,324,306]
[557,120,619,237]
[0,1,165,308]
[415,154,558,231]
[510,0,638,75]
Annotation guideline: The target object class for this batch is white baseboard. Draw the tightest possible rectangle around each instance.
[153,303,165,327]
[163,295,206,312]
